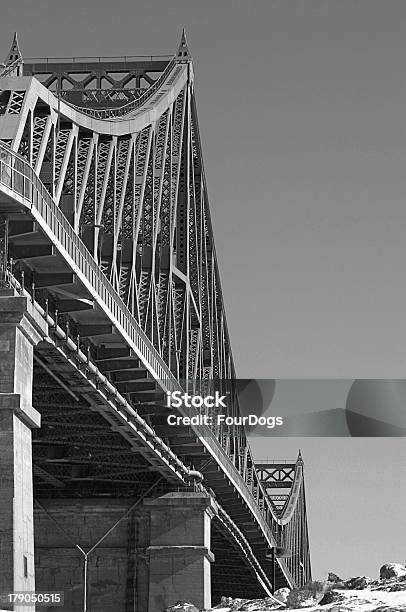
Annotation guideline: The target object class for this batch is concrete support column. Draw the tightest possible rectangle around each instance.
[144,492,217,612]
[0,290,47,611]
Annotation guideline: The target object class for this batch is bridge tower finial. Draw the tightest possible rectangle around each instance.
[2,32,23,76]
[297,449,304,464]
[176,28,191,62]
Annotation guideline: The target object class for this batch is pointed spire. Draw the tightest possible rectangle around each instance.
[176,28,191,62]
[2,32,23,76]
[297,449,303,464]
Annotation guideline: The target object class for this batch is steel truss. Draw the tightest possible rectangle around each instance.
[0,31,311,593]
[256,455,312,586]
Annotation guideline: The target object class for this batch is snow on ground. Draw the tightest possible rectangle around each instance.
[208,576,406,612]
[302,587,406,611]
[165,568,406,611]
[210,587,406,611]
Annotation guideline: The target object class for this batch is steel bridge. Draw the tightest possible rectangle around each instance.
[0,32,311,611]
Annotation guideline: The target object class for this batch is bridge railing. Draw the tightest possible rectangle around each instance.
[0,142,179,389]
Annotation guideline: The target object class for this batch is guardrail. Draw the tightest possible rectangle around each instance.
[0,142,179,389]
[65,57,178,119]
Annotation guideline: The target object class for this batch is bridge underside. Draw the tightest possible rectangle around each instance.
[3,197,292,596]
[0,197,291,611]
[31,359,284,607]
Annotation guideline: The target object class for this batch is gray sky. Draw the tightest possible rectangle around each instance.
[2,0,406,583]
[4,1,406,378]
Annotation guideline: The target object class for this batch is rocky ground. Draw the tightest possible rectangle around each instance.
[164,563,406,612]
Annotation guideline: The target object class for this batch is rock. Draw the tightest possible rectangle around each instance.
[379,563,406,580]
[273,587,290,603]
[232,601,255,611]
[389,582,406,591]
[318,590,345,606]
[163,603,199,612]
[328,572,343,583]
[212,596,243,609]
[344,576,372,590]
[264,597,285,610]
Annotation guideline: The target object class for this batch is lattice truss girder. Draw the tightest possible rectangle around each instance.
[3,79,236,394]
[22,60,167,94]
[0,77,238,454]
[0,57,311,588]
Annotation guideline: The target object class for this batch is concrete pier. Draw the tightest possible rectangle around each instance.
[0,291,47,611]
[145,492,217,612]
[33,493,217,612]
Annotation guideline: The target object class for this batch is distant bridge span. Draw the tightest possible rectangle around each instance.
[0,32,311,611]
